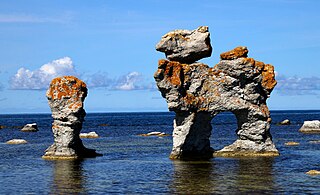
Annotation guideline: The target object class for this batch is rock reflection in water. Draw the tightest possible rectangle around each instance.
[171,158,275,194]
[50,160,87,194]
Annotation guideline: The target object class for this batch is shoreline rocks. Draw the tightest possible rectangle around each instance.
[21,123,39,132]
[6,139,27,144]
[155,26,279,160]
[42,76,101,160]
[299,120,320,133]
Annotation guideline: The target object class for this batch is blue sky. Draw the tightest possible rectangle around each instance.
[1,0,320,113]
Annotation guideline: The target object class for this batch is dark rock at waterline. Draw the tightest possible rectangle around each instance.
[277,119,290,125]
[21,123,39,132]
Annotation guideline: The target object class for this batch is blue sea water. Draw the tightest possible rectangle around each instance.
[0,111,319,194]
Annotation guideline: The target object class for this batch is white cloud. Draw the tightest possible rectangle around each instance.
[10,57,77,90]
[115,72,142,90]
[275,74,320,96]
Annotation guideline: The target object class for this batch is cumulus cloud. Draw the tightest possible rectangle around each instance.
[10,57,156,91]
[10,57,77,90]
[276,74,320,95]
[84,71,155,90]
[114,72,142,90]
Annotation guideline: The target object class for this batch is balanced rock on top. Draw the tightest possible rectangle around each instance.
[42,76,101,159]
[156,26,212,63]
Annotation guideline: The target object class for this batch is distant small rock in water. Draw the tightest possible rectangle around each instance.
[277,119,290,125]
[299,120,320,133]
[6,139,27,144]
[306,170,320,175]
[21,123,39,132]
[139,131,170,137]
[0,125,5,129]
[99,123,109,127]
[309,140,320,144]
[80,132,99,138]
[284,141,300,146]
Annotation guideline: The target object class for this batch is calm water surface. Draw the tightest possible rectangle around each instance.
[0,111,320,194]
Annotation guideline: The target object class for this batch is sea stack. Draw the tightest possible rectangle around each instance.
[42,76,101,159]
[154,26,279,159]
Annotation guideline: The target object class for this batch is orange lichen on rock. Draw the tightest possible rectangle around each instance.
[47,76,87,101]
[220,46,248,60]
[261,64,277,91]
[157,60,184,86]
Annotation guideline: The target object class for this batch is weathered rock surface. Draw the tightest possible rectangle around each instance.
[6,139,27,144]
[42,76,101,159]
[277,119,290,125]
[156,26,212,63]
[299,120,320,133]
[155,27,279,159]
[80,131,99,139]
[21,123,39,132]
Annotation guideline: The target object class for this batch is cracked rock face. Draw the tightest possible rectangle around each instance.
[42,76,101,159]
[155,27,279,159]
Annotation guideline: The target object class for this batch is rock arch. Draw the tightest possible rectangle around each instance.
[154,26,279,159]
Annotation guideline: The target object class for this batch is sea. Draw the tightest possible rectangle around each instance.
[0,110,319,194]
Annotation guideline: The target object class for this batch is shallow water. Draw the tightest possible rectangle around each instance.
[0,111,320,194]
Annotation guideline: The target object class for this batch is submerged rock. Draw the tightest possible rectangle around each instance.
[21,123,39,132]
[309,140,320,144]
[155,27,279,159]
[306,170,320,175]
[284,141,300,146]
[42,76,101,160]
[139,131,169,137]
[156,26,212,63]
[6,139,27,144]
[299,120,320,133]
[277,119,290,125]
[80,132,99,139]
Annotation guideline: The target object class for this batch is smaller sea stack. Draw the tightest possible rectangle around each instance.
[42,76,101,159]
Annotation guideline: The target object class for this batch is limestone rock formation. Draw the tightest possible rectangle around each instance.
[299,120,320,133]
[154,27,279,159]
[156,26,212,63]
[42,76,101,159]
[21,123,39,132]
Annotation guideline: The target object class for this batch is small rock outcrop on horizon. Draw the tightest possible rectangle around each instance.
[42,76,101,159]
[299,120,320,133]
[21,123,39,132]
[277,119,290,125]
[154,26,279,159]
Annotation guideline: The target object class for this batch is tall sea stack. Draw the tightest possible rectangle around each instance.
[42,76,101,159]
[155,26,279,159]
